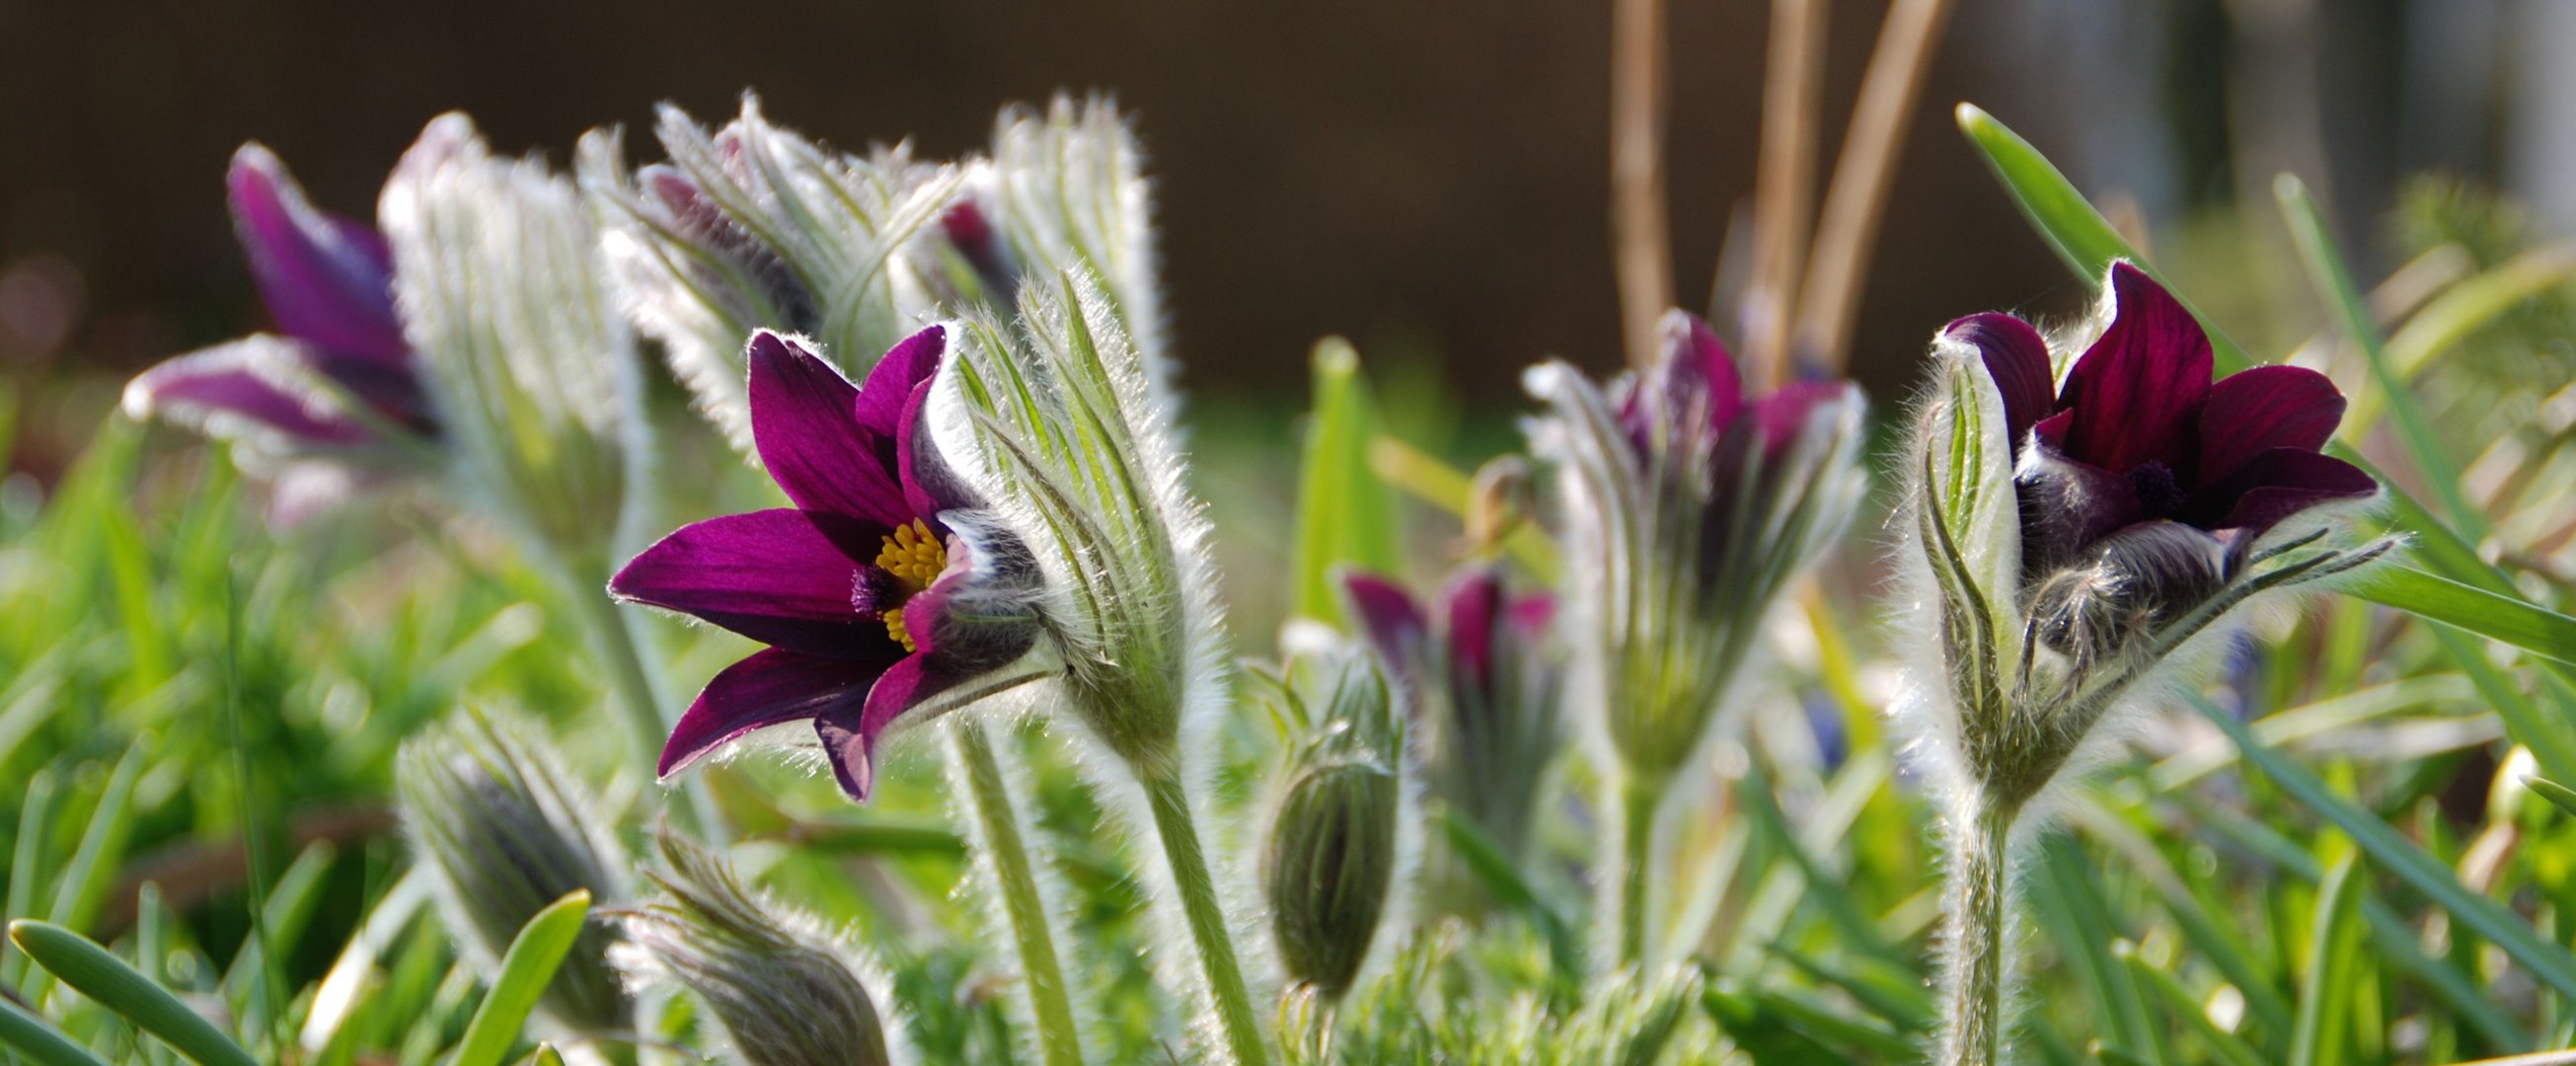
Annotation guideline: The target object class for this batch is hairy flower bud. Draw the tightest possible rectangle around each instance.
[1252,638,1406,1001]
[620,834,892,1066]
[380,113,649,568]
[395,708,632,1035]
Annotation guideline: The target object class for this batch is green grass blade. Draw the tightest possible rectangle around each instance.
[2026,836,2165,1061]
[2116,942,2267,1066]
[2287,851,2367,1066]
[1290,338,1402,627]
[2529,777,2576,819]
[46,744,149,935]
[0,996,110,1066]
[7,920,257,1066]
[2188,695,2576,1005]
[2276,174,2487,541]
[1367,433,1559,579]
[449,889,592,1066]
[1953,103,2251,372]
[2346,566,2576,666]
[1437,810,1579,987]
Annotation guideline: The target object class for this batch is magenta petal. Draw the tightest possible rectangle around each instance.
[815,654,960,801]
[1750,380,1853,457]
[854,326,947,439]
[1943,312,2055,454]
[2196,448,2379,536]
[746,331,913,527]
[127,340,376,448]
[2054,263,2213,475]
[1506,594,1555,641]
[895,378,946,520]
[610,508,896,659]
[227,145,407,364]
[2193,365,2347,489]
[1438,568,1504,687]
[1343,571,1429,678]
[660,647,877,777]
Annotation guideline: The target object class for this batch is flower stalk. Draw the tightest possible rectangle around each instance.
[1611,771,1666,966]
[947,719,1086,1066]
[1141,762,1270,1066]
[1934,803,2015,1066]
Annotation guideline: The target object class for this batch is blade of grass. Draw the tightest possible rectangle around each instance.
[0,996,110,1066]
[2345,567,2576,666]
[2276,174,2486,542]
[46,744,148,935]
[7,920,257,1066]
[2288,851,2367,1066]
[2188,694,2576,1005]
[1366,433,1559,579]
[2116,941,2268,1066]
[449,889,592,1066]
[1290,338,1402,628]
[1953,103,2251,372]
[2026,835,2165,1061]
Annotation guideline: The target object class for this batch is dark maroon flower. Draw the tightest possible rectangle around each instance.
[1343,565,1558,860]
[611,326,1044,801]
[1947,263,2378,583]
[124,144,436,461]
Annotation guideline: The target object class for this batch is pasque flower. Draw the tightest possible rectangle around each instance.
[123,144,439,517]
[1251,635,1408,1005]
[1899,262,2392,1066]
[1523,308,1868,965]
[611,326,1046,801]
[1343,565,1557,869]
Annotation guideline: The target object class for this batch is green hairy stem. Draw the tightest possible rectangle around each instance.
[951,721,1088,1066]
[1936,804,2018,1066]
[1140,764,1270,1066]
[1612,772,1667,967]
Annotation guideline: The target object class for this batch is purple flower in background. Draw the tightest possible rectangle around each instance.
[123,145,437,504]
[611,326,1043,801]
[1344,565,1558,863]
[1942,263,2378,652]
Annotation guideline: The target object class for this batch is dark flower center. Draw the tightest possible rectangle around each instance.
[2126,461,2187,521]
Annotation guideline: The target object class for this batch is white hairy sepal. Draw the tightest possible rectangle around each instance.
[1520,359,1869,783]
[1888,338,2026,809]
[380,114,652,565]
[986,97,1174,405]
[924,272,1228,768]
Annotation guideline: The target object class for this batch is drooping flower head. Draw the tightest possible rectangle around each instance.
[1343,565,1557,866]
[1904,262,2391,812]
[611,327,1047,801]
[1523,310,1868,786]
[617,833,896,1066]
[396,707,633,1036]
[123,144,439,517]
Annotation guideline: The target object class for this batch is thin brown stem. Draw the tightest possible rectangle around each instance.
[1792,0,1961,372]
[1741,0,1831,390]
[1612,0,1674,371]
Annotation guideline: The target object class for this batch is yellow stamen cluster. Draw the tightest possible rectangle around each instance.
[874,518,947,653]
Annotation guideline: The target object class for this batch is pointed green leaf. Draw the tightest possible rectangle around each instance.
[2288,852,2367,1066]
[2527,777,2576,819]
[1291,338,1403,626]
[0,997,109,1066]
[450,889,593,1066]
[8,920,258,1066]
[1954,103,2250,371]
[2347,566,2576,667]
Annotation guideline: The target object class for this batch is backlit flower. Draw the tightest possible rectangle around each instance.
[1343,565,1557,866]
[123,144,438,515]
[610,327,1047,800]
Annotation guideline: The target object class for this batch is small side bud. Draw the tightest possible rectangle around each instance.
[395,707,633,1035]
[620,834,892,1066]
[1255,643,1405,1002]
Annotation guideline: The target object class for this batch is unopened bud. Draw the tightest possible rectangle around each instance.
[395,708,632,1034]
[1256,644,1403,1000]
[620,834,891,1066]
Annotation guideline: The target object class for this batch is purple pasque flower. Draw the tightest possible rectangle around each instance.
[1942,262,2378,650]
[1523,309,1867,788]
[1343,565,1558,863]
[610,326,1044,801]
[123,145,436,477]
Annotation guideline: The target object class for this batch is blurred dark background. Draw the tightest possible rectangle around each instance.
[0,0,2557,475]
